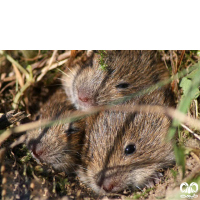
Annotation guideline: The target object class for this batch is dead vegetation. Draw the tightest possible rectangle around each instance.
[0,50,200,200]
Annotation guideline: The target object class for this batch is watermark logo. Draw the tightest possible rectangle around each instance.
[180,182,198,199]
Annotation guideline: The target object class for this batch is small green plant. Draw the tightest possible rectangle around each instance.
[178,62,200,114]
[179,74,200,102]
[168,62,200,140]
[167,62,200,181]
[170,169,178,180]
[131,188,154,199]
[174,145,186,178]
[98,50,108,70]
[20,152,32,164]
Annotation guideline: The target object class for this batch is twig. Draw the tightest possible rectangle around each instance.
[0,50,29,79]
[31,51,70,70]
[21,50,41,61]
[177,50,185,69]
[0,110,29,130]
[194,99,198,119]
[36,59,68,82]
[57,51,71,61]
[181,123,200,141]
[31,58,47,69]
[31,50,82,69]
[170,50,178,93]
[183,164,200,182]
[190,152,200,163]
[0,80,16,94]
[0,73,6,88]
[170,50,176,72]
[10,135,27,149]
[1,104,200,145]
[13,64,24,88]
[46,50,72,65]
[0,76,16,83]
[109,105,200,131]
[12,79,34,109]
[185,53,196,65]
[37,50,58,82]
[0,148,6,163]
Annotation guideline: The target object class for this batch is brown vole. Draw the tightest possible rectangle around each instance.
[26,90,85,173]
[61,50,173,110]
[77,110,175,194]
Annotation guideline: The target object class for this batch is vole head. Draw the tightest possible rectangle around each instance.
[26,100,85,173]
[78,110,175,194]
[62,51,170,110]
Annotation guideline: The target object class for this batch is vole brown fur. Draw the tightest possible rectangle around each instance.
[26,50,175,194]
[60,50,175,194]
[61,50,174,110]
[26,90,85,173]
[77,109,175,194]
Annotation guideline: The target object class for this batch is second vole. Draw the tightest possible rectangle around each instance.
[62,50,173,110]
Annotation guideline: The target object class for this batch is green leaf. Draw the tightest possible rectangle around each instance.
[180,77,200,99]
[174,145,185,178]
[179,63,200,113]
[168,62,200,140]
[180,77,191,96]
[98,50,108,71]
[187,68,199,79]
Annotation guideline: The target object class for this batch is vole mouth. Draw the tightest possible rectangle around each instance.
[143,171,163,188]
[76,99,97,110]
[79,103,95,110]
[30,151,42,164]
[30,151,65,172]
[94,169,127,194]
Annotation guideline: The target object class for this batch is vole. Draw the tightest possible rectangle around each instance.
[26,90,85,173]
[77,110,175,194]
[61,50,173,110]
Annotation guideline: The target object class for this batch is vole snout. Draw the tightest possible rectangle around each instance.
[77,89,96,109]
[29,141,44,162]
[101,178,116,193]
[96,170,123,193]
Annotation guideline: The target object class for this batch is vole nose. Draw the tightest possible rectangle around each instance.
[30,142,44,159]
[97,176,117,193]
[77,90,96,108]
[78,91,91,103]
[79,95,90,103]
[102,179,115,193]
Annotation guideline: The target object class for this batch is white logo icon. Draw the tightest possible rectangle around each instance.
[180,182,198,199]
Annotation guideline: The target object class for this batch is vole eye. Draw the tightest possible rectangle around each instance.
[115,82,129,89]
[65,124,80,136]
[124,144,136,155]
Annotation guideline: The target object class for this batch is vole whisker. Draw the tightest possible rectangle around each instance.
[57,77,70,82]
[66,66,75,77]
